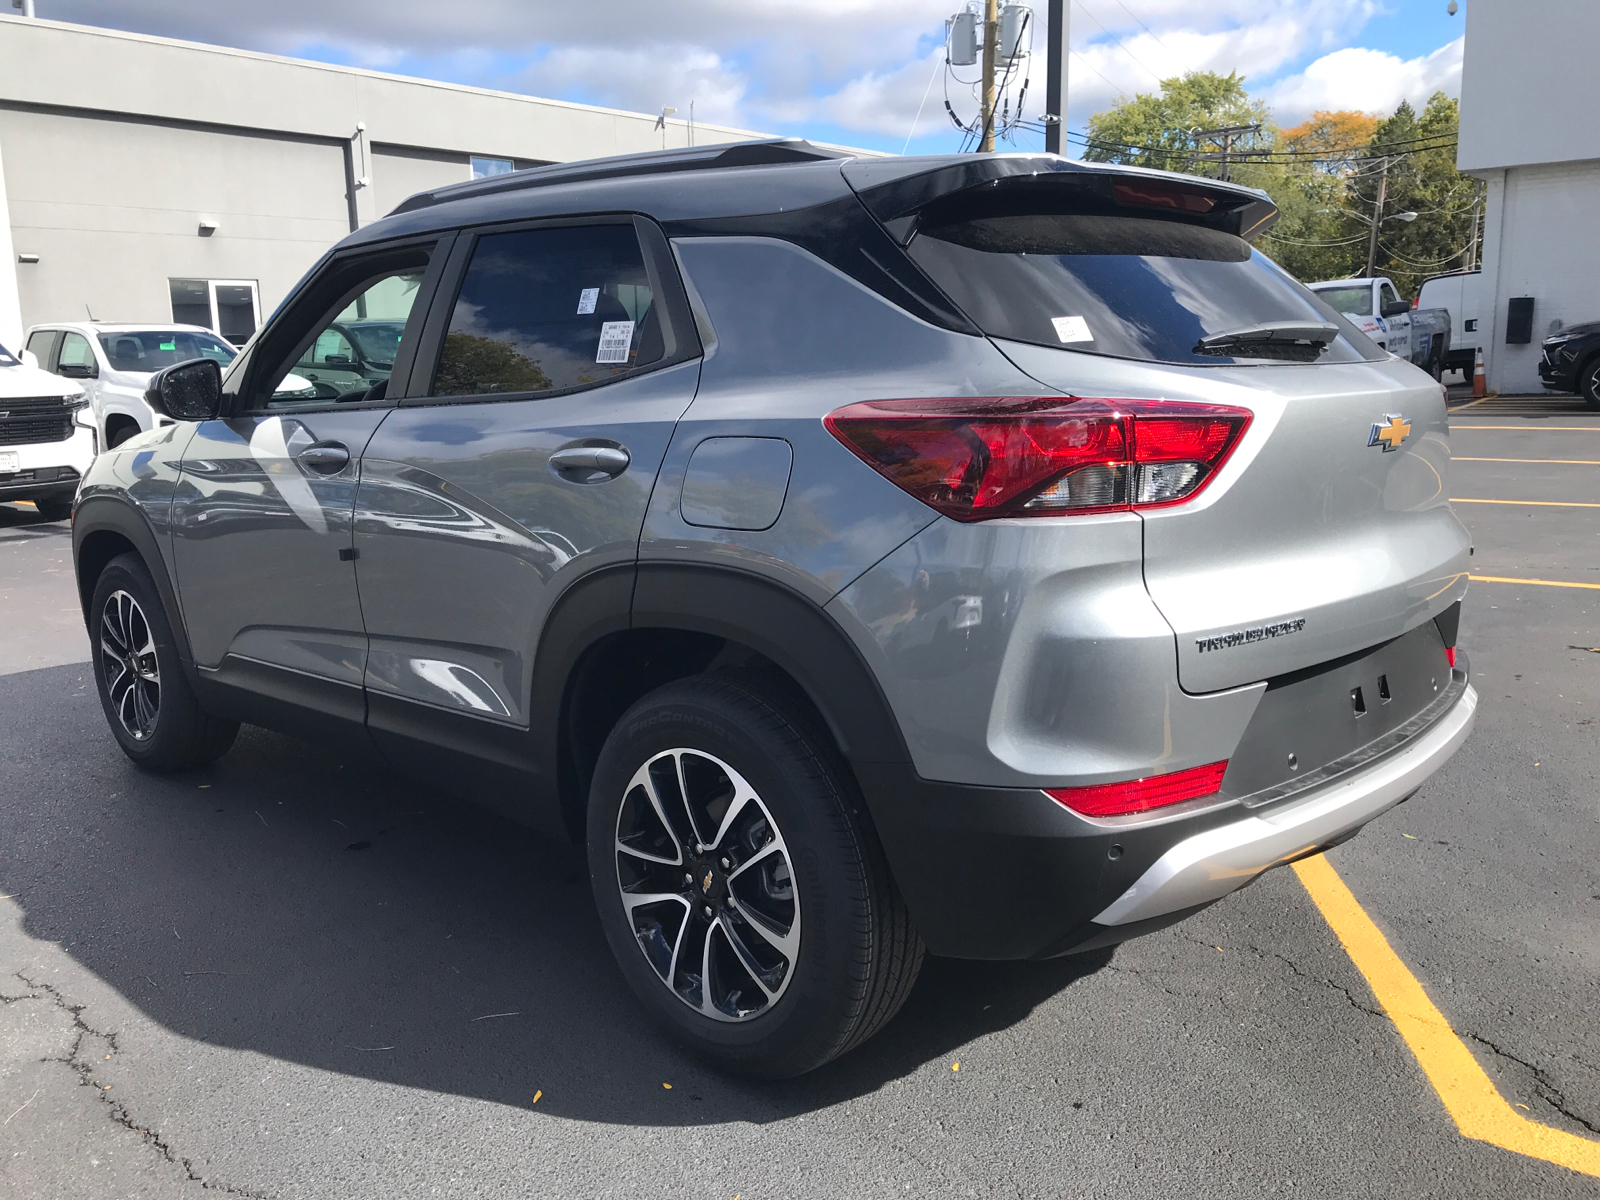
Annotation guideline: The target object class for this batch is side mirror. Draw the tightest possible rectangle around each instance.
[1381,300,1410,318]
[58,361,97,379]
[146,358,222,421]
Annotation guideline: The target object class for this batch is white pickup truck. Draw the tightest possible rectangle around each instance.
[0,340,95,521]
[1307,276,1452,379]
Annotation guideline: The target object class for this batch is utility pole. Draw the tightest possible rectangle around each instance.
[1189,123,1261,182]
[1044,0,1068,154]
[1365,156,1389,278]
[978,0,1000,152]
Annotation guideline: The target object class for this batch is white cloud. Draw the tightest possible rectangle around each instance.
[1261,38,1463,121]
[37,0,1462,147]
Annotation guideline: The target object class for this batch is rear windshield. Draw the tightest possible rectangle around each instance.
[906,213,1378,366]
[99,331,236,373]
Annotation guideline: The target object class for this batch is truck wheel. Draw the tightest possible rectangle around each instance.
[587,674,923,1078]
[31,496,73,522]
[89,552,239,771]
[1581,356,1600,410]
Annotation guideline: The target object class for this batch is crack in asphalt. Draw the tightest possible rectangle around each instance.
[1170,940,1600,1138]
[16,972,273,1198]
[1461,1029,1600,1136]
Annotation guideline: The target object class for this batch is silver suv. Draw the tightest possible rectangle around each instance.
[71,141,1476,1078]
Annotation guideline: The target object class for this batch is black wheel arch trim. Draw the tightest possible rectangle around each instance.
[626,561,914,768]
[73,495,195,671]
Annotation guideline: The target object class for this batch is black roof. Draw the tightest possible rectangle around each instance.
[351,137,1279,248]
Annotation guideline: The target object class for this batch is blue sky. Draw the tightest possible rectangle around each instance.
[44,1,1469,155]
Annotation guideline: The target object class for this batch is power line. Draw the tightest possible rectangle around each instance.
[1108,0,1189,74]
[1072,0,1163,87]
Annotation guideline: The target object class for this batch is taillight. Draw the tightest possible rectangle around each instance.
[824,397,1250,521]
[1445,646,1456,668]
[1044,760,1229,819]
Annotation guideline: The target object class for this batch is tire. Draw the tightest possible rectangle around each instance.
[587,675,923,1078]
[88,552,239,771]
[31,495,73,522]
[107,424,138,449]
[1580,355,1600,410]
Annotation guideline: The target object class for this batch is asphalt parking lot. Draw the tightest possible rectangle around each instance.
[1,394,1596,1198]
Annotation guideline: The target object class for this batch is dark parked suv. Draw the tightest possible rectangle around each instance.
[72,140,1476,1077]
[1539,321,1600,406]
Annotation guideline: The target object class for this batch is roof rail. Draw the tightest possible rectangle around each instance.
[390,138,851,216]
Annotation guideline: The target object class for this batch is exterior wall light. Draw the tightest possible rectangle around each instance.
[198,220,218,237]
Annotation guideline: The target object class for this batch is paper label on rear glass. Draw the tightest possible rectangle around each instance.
[576,288,599,315]
[159,341,177,350]
[1051,315,1093,343]
[596,321,635,364]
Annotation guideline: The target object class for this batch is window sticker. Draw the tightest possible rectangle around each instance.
[160,341,177,351]
[1051,315,1093,344]
[596,320,635,364]
[576,288,599,315]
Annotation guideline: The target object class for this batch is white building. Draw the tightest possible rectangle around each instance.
[1458,0,1600,394]
[0,15,815,352]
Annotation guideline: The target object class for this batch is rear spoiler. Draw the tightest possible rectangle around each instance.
[842,155,1279,244]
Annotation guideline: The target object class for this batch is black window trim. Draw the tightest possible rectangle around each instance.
[400,211,702,411]
[224,232,454,419]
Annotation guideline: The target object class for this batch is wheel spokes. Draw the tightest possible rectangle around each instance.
[614,746,801,1023]
[100,590,160,740]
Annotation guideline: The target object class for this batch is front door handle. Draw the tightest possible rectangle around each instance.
[297,441,350,474]
[549,445,630,480]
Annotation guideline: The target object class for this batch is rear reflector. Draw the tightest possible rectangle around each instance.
[1044,760,1229,818]
[825,397,1250,521]
[1445,646,1456,668]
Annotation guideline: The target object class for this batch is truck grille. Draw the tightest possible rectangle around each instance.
[0,398,75,446]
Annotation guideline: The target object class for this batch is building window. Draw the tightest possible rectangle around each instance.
[169,279,262,346]
[470,156,514,180]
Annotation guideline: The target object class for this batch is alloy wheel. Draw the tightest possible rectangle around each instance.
[100,589,160,740]
[614,748,800,1022]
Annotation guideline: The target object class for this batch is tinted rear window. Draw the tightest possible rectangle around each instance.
[907,213,1378,366]
[432,224,664,397]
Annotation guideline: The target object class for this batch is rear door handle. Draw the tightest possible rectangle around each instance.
[297,441,350,474]
[549,445,630,479]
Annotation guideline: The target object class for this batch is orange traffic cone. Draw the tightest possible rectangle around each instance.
[1472,347,1486,398]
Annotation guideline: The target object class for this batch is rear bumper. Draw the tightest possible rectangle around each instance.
[859,663,1475,961]
[1093,678,1476,925]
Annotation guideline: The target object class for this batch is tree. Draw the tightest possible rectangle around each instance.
[433,333,552,395]
[1082,71,1273,176]
[1278,110,1380,173]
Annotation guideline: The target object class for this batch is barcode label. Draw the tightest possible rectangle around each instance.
[596,320,635,364]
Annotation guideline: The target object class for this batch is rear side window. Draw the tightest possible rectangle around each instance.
[431,224,663,397]
[907,212,1378,366]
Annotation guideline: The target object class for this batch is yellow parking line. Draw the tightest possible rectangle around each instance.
[1453,498,1600,507]
[1455,457,1600,465]
[1453,425,1600,431]
[1293,855,1600,1177]
[1468,575,1600,590]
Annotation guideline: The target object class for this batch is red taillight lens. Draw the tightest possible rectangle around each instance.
[1044,760,1229,819]
[825,397,1250,521]
[1445,646,1456,668]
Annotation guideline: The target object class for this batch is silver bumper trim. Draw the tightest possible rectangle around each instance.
[1093,683,1477,926]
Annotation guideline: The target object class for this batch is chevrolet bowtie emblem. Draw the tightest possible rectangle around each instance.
[1368,413,1411,452]
[702,870,714,894]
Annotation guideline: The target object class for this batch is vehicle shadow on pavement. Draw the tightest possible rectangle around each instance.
[0,661,1112,1126]
[0,500,68,538]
